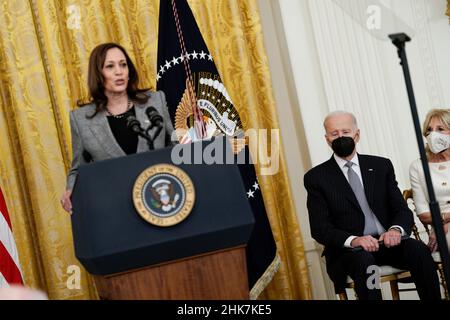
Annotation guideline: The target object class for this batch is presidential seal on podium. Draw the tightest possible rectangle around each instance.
[133,164,195,227]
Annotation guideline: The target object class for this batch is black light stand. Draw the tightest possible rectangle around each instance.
[389,33,450,293]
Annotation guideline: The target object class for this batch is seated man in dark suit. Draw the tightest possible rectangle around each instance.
[303,110,440,300]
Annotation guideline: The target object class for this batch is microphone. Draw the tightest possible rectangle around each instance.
[126,115,144,134]
[127,115,155,150]
[145,106,164,143]
[145,106,163,127]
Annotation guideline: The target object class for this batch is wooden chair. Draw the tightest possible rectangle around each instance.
[403,189,449,300]
[338,266,411,300]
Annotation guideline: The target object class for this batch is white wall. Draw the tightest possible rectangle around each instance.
[258,0,450,299]
[257,0,333,300]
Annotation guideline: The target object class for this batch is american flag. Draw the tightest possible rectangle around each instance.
[0,187,23,287]
[156,0,278,297]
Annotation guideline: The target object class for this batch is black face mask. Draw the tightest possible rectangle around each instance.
[331,136,355,158]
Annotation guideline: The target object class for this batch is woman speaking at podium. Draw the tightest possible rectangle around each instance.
[60,43,175,213]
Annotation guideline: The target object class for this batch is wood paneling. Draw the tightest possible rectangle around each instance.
[93,246,249,300]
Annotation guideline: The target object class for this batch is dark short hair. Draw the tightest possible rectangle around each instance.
[81,42,149,117]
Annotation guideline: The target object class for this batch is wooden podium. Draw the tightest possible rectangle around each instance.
[93,246,248,300]
[71,139,255,300]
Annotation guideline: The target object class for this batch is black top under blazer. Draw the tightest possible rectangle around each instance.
[66,90,175,190]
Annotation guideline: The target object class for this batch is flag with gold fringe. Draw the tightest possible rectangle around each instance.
[156,0,280,299]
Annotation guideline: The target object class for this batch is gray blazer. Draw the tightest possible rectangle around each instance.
[66,90,175,190]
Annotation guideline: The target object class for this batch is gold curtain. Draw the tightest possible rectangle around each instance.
[0,0,311,300]
[447,0,450,23]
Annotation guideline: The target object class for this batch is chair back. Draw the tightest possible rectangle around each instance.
[403,189,449,300]
[402,189,430,240]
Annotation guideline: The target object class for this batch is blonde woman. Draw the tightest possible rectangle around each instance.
[409,109,450,254]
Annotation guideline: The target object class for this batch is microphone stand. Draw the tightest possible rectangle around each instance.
[145,124,163,150]
[389,33,450,290]
[126,116,155,150]
[139,131,154,151]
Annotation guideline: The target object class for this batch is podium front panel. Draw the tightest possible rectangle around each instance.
[71,138,255,275]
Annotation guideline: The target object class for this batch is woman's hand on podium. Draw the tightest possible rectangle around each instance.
[61,189,73,214]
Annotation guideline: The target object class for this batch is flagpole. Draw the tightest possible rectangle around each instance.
[171,0,207,140]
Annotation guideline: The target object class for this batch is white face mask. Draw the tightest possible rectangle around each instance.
[426,131,450,154]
